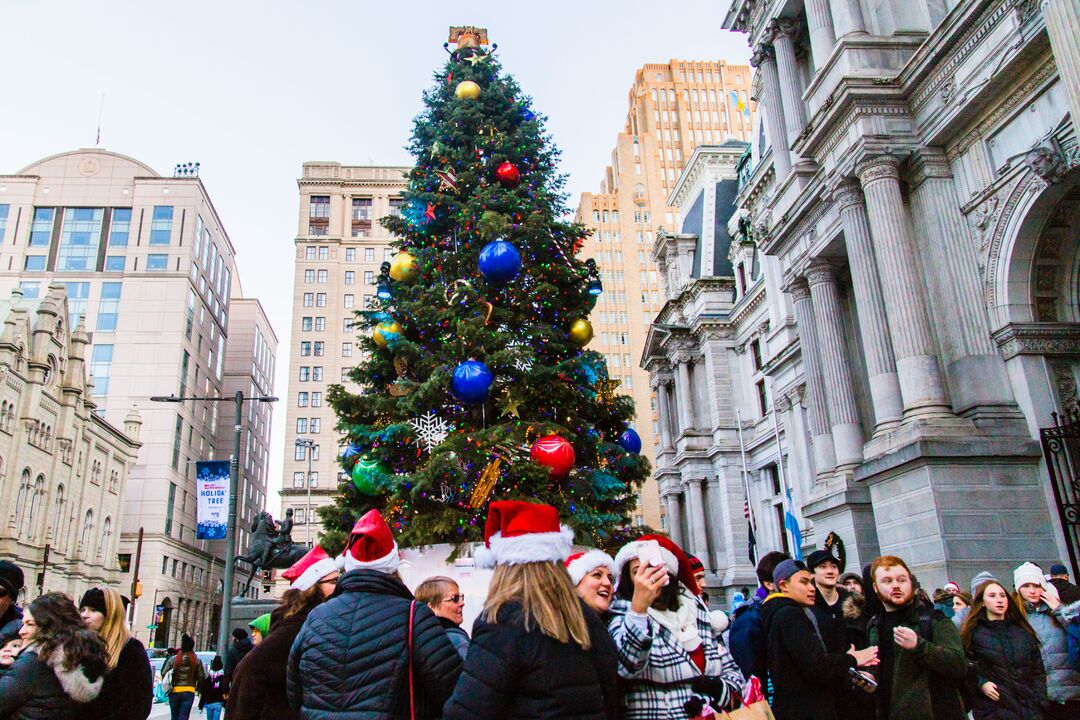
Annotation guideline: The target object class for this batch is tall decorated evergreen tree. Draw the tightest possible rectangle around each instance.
[323,27,649,551]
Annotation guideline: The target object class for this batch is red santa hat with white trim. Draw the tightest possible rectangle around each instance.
[281,546,342,592]
[343,509,400,573]
[474,500,574,568]
[564,549,616,586]
[613,534,701,595]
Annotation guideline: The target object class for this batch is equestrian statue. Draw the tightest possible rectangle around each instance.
[235,509,309,595]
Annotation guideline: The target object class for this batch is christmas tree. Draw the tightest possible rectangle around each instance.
[323,27,649,551]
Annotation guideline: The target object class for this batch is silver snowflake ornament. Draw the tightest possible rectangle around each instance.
[408,410,452,452]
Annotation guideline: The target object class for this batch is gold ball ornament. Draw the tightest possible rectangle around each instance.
[389,251,419,283]
[568,318,594,346]
[455,80,481,100]
[372,321,402,348]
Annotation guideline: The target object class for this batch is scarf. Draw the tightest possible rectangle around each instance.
[648,587,702,652]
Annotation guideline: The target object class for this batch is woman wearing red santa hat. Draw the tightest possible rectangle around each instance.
[286,509,462,719]
[227,545,341,720]
[566,549,617,615]
[608,534,745,718]
[443,500,620,719]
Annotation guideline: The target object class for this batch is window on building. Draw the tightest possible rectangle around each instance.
[345,248,356,262]
[104,256,124,272]
[300,341,311,356]
[293,471,306,488]
[297,392,309,407]
[363,294,373,308]
[388,198,405,217]
[309,196,330,218]
[313,341,324,356]
[304,269,315,284]
[147,254,168,271]
[305,246,317,260]
[299,366,310,381]
[303,293,314,307]
[149,206,173,245]
[29,207,55,247]
[301,317,313,332]
[107,208,131,247]
[56,208,104,271]
[312,366,323,381]
[97,282,121,331]
[341,342,353,357]
[751,339,763,371]
[294,444,306,461]
[345,271,355,285]
[756,379,770,415]
[317,269,327,283]
[319,246,329,260]
[89,344,113,396]
[310,392,322,407]
[316,293,326,307]
[344,294,354,308]
[310,418,321,433]
[314,317,325,331]
[19,281,40,299]
[59,282,89,326]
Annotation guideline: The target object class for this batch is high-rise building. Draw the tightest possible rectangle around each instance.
[0,149,276,649]
[279,163,408,535]
[575,61,753,529]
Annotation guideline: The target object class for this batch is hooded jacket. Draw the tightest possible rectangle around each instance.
[1023,599,1080,703]
[0,642,106,720]
[0,603,22,644]
[761,593,856,720]
[286,569,462,720]
[965,616,1046,720]
[84,636,154,720]
[227,604,308,720]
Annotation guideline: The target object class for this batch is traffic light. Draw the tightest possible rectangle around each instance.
[133,580,143,599]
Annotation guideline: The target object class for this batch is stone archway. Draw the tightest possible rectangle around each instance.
[153,597,173,649]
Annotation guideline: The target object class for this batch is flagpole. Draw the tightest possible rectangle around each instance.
[735,408,756,533]
[768,379,800,556]
[95,93,105,146]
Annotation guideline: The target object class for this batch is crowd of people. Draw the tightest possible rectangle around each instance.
[2,510,1080,719]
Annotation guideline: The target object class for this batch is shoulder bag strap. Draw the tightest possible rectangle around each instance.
[408,599,417,720]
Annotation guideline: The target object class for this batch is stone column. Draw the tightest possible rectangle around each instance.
[770,19,808,145]
[831,0,867,37]
[805,261,864,468]
[664,490,684,549]
[805,0,836,69]
[1042,0,1080,127]
[856,155,952,418]
[676,357,695,432]
[907,149,1018,414]
[683,477,709,560]
[833,179,903,432]
[750,45,791,178]
[656,378,674,451]
[789,278,837,474]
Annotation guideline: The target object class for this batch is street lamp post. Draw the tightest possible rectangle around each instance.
[151,390,277,657]
[295,438,317,545]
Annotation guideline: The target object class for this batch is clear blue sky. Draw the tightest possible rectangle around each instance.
[1,0,749,510]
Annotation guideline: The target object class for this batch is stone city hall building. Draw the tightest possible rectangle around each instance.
[647,0,1080,591]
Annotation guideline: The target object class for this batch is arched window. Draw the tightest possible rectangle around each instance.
[79,509,94,556]
[14,469,30,525]
[98,516,112,561]
[24,475,44,537]
[52,484,65,546]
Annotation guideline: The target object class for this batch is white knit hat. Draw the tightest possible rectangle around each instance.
[564,549,615,586]
[1013,561,1059,602]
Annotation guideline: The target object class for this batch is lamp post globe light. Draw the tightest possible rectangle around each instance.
[150,391,278,655]
[295,437,318,544]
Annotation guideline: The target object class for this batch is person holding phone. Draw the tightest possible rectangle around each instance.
[607,534,744,718]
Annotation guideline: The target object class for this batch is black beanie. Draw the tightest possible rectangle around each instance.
[232,627,248,641]
[181,633,195,652]
[79,588,107,615]
[0,561,23,598]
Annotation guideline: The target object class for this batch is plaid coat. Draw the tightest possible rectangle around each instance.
[608,596,745,719]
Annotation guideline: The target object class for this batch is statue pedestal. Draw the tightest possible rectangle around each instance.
[228,597,278,642]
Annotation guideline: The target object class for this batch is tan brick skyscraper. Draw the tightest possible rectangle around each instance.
[575,60,753,531]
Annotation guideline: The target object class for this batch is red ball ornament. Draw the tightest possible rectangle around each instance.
[495,161,521,188]
[530,434,575,476]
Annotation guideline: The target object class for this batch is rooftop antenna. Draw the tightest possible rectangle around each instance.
[95,93,105,146]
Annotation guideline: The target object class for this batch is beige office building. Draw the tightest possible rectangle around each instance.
[0,149,275,649]
[575,60,753,530]
[279,163,408,538]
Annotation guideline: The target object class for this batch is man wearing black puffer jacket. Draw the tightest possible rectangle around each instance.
[287,510,462,719]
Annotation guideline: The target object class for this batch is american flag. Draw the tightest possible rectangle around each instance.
[744,499,757,564]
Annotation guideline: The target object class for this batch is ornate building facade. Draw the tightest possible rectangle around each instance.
[0,284,142,602]
[715,0,1080,589]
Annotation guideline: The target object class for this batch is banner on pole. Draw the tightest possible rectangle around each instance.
[196,460,230,539]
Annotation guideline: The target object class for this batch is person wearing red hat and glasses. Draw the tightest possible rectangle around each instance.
[228,545,341,720]
[608,534,745,718]
[443,500,620,720]
[287,510,462,719]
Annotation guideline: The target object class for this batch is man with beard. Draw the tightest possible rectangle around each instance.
[762,559,878,720]
[867,556,967,720]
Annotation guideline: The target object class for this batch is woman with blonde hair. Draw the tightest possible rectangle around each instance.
[443,500,619,719]
[79,587,153,720]
[415,575,469,658]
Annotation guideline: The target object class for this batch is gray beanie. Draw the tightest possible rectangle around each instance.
[970,571,996,596]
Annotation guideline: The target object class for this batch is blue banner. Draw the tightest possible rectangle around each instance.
[196,460,230,539]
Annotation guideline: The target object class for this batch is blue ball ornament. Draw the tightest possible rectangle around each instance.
[478,240,521,285]
[342,444,362,460]
[451,360,494,405]
[522,108,536,122]
[617,428,643,454]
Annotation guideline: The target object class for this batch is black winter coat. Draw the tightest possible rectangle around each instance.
[966,618,1047,720]
[442,600,619,720]
[84,637,154,720]
[229,604,308,720]
[761,594,856,720]
[0,645,106,720]
[287,570,462,720]
[225,635,254,682]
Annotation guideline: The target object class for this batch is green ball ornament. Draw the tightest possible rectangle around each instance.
[351,457,383,494]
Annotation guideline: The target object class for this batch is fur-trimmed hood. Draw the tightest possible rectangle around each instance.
[1058,599,1080,623]
[842,591,865,620]
[32,643,106,703]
